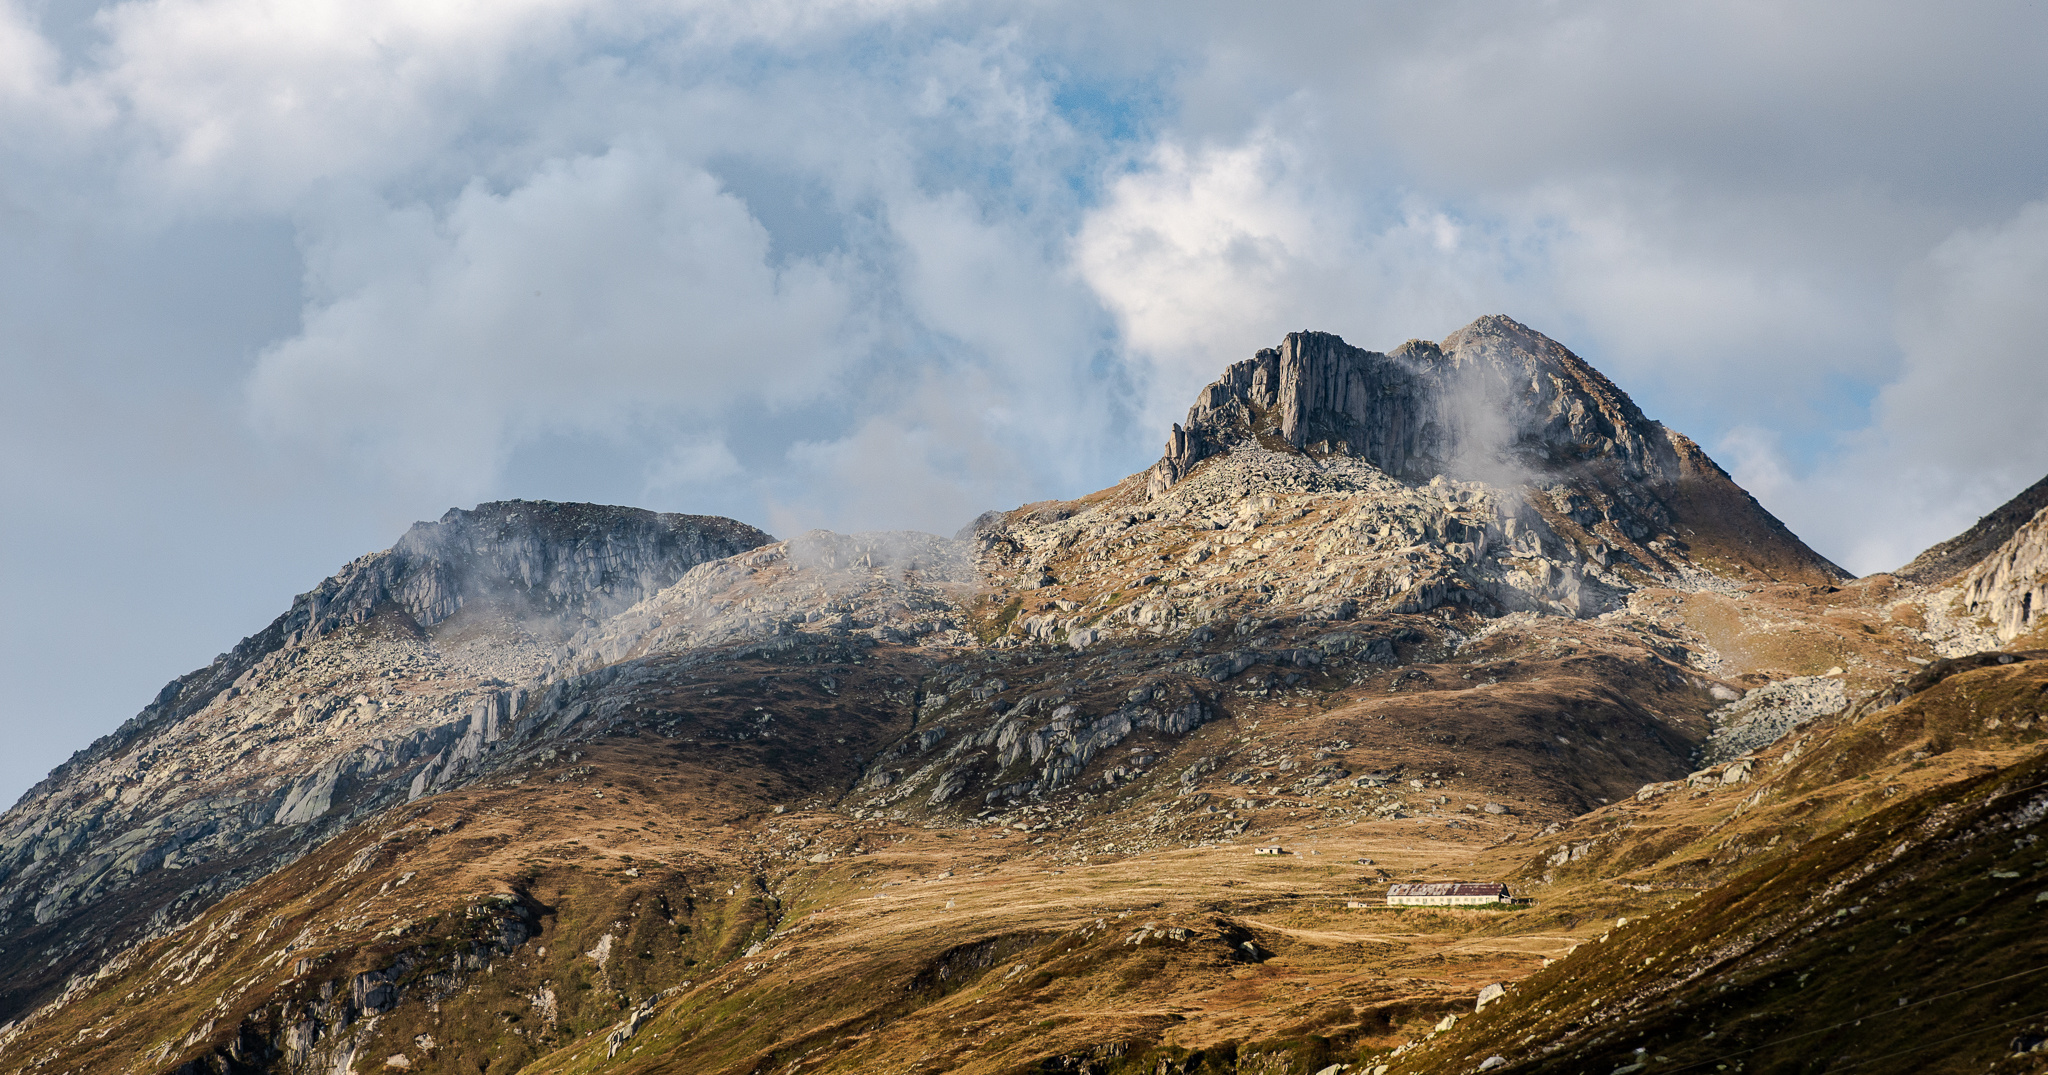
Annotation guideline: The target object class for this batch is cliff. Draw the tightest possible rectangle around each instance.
[1150,315,1846,587]
[1959,504,2048,642]
[1150,317,1677,490]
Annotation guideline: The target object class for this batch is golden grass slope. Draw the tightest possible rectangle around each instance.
[1393,651,2048,1075]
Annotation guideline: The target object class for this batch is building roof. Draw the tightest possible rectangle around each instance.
[1386,882,1510,897]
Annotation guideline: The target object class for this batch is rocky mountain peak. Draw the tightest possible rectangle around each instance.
[0,501,773,1020]
[304,500,775,643]
[1150,315,1678,495]
[1147,317,1845,589]
[15,501,773,813]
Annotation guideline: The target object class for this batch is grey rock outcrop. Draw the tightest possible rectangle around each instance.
[1700,676,1849,764]
[1896,474,2048,585]
[1150,316,1680,492]
[1145,316,1846,589]
[1959,504,2048,643]
[292,500,774,644]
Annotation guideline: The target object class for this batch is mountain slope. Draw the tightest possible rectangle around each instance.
[0,502,771,1025]
[0,317,1997,1075]
[1392,650,2048,1075]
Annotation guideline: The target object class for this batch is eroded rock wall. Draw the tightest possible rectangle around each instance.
[1150,316,1682,494]
[1960,504,2048,642]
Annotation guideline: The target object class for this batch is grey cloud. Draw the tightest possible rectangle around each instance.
[1887,197,2048,482]
[246,144,861,499]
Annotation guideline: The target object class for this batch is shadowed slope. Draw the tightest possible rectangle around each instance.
[1395,652,2048,1075]
[1897,473,2048,584]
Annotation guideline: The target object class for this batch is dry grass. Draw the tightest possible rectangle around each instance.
[0,479,2013,1075]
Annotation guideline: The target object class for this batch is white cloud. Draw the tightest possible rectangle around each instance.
[893,190,1120,429]
[246,144,856,499]
[1709,194,2048,575]
[777,371,1044,536]
[0,1,55,103]
[1074,133,1327,366]
[643,436,744,494]
[85,0,589,205]
[1073,131,1530,425]
[1887,197,2048,484]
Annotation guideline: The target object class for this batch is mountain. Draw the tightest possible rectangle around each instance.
[1878,472,2048,656]
[0,503,771,1023]
[1150,317,1845,590]
[1386,647,2048,1075]
[0,318,2039,1075]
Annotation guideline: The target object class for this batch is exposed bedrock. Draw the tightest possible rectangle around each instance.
[1150,316,1678,490]
[1960,504,2048,642]
[300,500,775,642]
[1149,316,1846,588]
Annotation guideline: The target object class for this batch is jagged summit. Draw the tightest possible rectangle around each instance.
[306,500,775,641]
[1146,316,1847,588]
[1149,316,1673,493]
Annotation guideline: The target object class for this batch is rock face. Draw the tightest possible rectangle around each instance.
[15,502,774,812]
[1149,316,1845,590]
[1151,317,1679,491]
[1959,504,2048,643]
[296,500,775,642]
[0,501,771,1022]
[1699,675,1849,764]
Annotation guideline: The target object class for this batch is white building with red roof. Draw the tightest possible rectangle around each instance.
[1386,882,1513,906]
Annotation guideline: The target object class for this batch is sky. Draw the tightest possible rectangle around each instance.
[3,0,2046,806]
